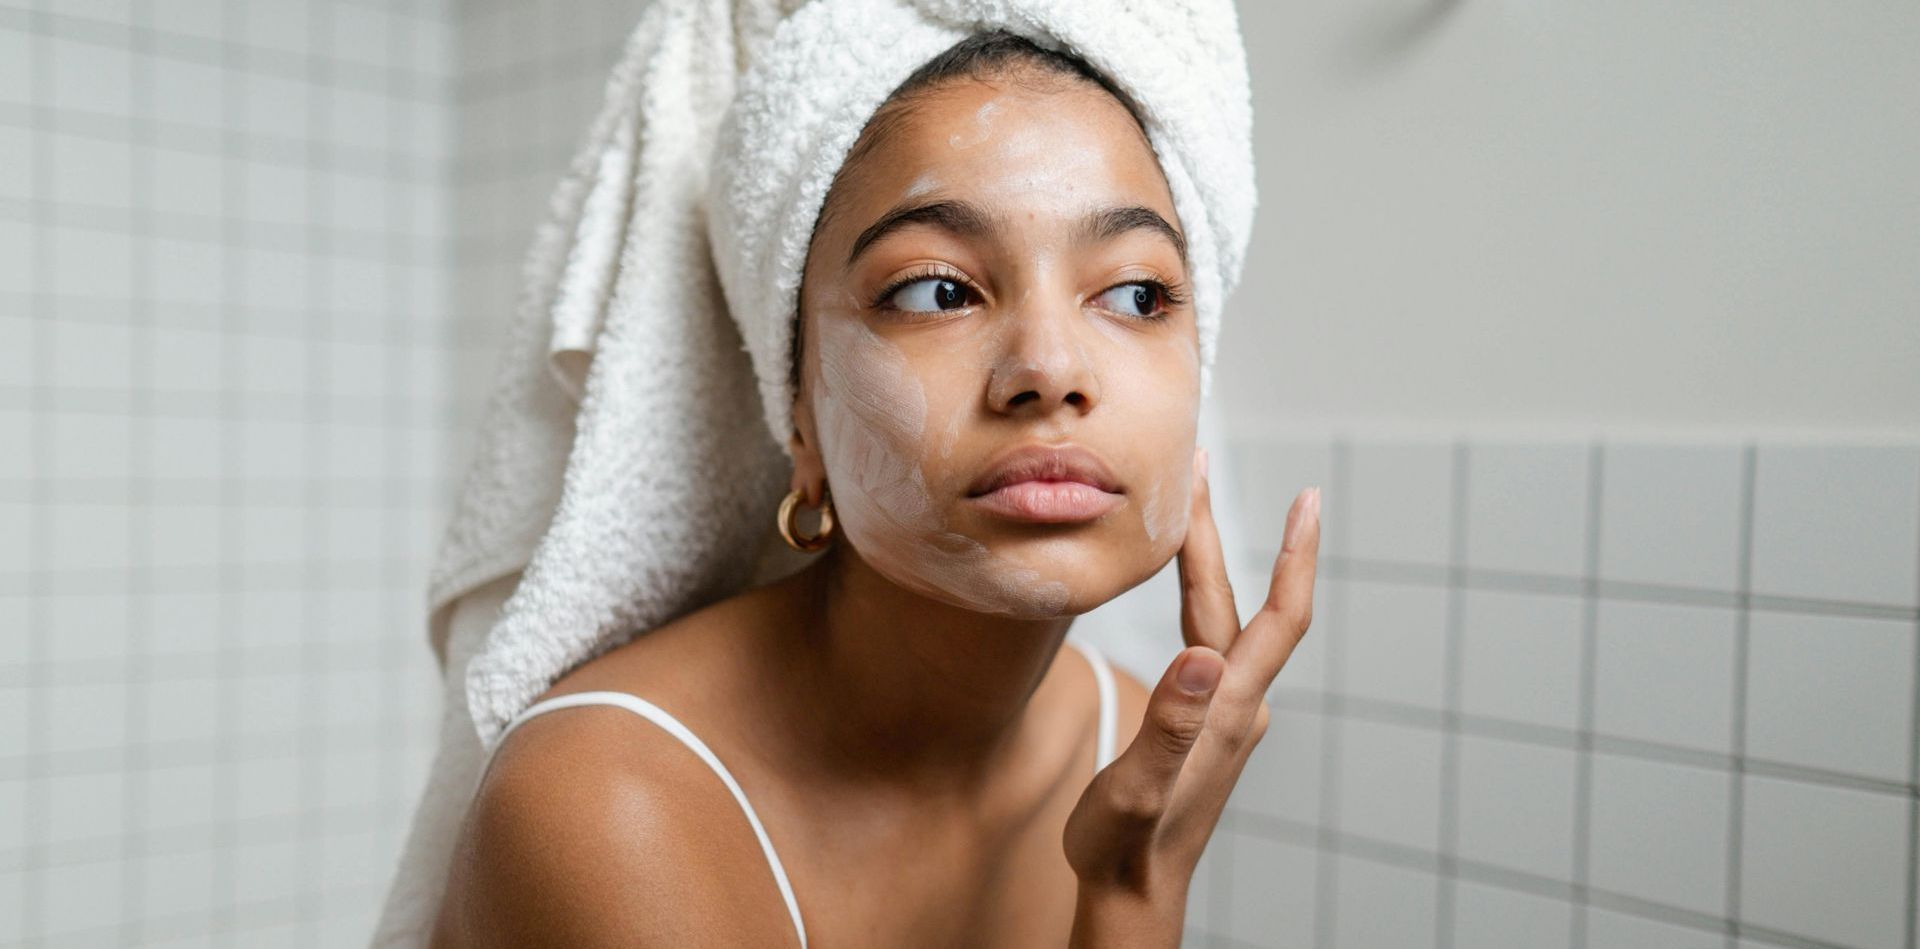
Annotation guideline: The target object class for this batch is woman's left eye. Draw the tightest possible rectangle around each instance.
[1094,282,1166,318]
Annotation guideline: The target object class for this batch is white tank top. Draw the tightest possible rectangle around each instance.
[480,636,1121,949]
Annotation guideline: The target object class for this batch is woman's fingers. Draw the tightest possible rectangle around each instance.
[1225,487,1322,699]
[1176,447,1238,653]
[1099,646,1224,828]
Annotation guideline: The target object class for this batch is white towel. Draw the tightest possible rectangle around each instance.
[371,0,1255,944]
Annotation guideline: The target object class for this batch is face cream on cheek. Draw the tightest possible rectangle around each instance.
[812,313,1070,617]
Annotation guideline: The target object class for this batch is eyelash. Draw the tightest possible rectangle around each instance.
[868,266,1190,320]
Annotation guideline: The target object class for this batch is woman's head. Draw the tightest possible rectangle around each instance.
[786,31,1201,619]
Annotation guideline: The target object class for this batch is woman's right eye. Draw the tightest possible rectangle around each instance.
[886,277,973,313]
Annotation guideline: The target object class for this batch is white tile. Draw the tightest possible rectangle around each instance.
[144,675,222,745]
[1223,832,1315,948]
[151,236,228,308]
[46,680,126,753]
[1227,436,1335,560]
[147,502,222,567]
[1332,856,1436,949]
[1459,589,1584,731]
[140,849,216,919]
[53,130,131,208]
[1599,442,1745,592]
[332,3,391,68]
[52,317,133,393]
[154,0,226,41]
[1338,579,1448,711]
[0,408,30,482]
[234,752,302,823]
[329,86,392,154]
[50,37,131,117]
[45,590,130,664]
[151,56,226,130]
[0,220,29,296]
[0,316,32,386]
[232,836,302,904]
[1751,444,1920,607]
[1334,717,1441,853]
[142,762,218,832]
[1586,754,1728,917]
[0,501,28,574]
[0,125,31,202]
[148,414,222,481]
[41,857,124,938]
[1346,440,1453,565]
[51,224,132,301]
[1231,707,1322,827]
[1466,442,1591,578]
[1453,734,1577,882]
[1745,611,1916,783]
[0,31,28,107]
[1592,599,1737,755]
[1739,775,1909,949]
[243,71,310,142]
[46,769,124,844]
[244,0,312,55]
[1449,878,1571,949]
[243,159,310,227]
[49,500,130,571]
[150,148,227,220]
[1585,906,1724,949]
[150,326,225,392]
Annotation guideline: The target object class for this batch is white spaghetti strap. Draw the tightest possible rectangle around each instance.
[488,691,809,949]
[1066,638,1119,773]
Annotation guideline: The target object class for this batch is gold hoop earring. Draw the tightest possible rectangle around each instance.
[779,485,835,552]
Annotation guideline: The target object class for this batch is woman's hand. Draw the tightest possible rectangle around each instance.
[1062,447,1322,947]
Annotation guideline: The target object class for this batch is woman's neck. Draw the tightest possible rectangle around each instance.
[769,542,1077,796]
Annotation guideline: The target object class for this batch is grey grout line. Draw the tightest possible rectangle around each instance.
[1224,810,1866,949]
[1310,436,1352,949]
[1907,449,1919,949]
[21,4,50,943]
[295,3,334,943]
[208,0,245,940]
[1434,439,1469,949]
[1568,441,1605,949]
[1265,687,1920,801]
[1726,441,1757,948]
[118,1,156,941]
[1314,557,1920,624]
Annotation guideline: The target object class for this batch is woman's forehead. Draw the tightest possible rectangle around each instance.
[828,78,1177,243]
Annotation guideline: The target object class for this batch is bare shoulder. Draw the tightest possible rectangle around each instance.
[432,692,799,948]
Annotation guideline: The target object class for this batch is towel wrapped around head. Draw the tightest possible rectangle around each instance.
[371,0,1254,944]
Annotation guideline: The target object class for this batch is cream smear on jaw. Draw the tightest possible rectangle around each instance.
[813,308,1071,617]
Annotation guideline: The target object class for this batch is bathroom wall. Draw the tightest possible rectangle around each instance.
[1,1,458,945]
[1178,435,1920,948]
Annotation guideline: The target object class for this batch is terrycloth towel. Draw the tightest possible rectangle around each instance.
[370,0,1255,944]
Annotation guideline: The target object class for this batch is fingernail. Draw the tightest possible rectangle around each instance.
[1197,447,1210,480]
[1178,651,1221,695]
[1308,486,1322,526]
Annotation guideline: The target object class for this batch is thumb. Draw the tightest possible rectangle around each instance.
[1102,646,1224,824]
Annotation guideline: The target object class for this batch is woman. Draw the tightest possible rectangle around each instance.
[429,27,1319,949]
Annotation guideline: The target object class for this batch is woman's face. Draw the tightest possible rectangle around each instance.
[791,71,1201,619]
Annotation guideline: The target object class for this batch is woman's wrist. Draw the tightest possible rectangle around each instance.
[1067,880,1188,949]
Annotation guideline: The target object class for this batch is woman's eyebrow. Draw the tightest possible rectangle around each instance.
[845,199,999,274]
[842,199,1189,274]
[1077,205,1188,273]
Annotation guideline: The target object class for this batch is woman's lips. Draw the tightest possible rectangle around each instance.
[969,480,1124,523]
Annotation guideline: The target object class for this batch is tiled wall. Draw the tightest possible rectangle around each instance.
[1187,437,1920,949]
[1,1,458,945]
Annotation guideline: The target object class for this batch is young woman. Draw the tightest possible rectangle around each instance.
[430,31,1320,948]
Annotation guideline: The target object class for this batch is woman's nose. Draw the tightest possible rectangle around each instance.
[986,294,1101,419]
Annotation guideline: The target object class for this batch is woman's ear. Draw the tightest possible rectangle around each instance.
[788,398,829,506]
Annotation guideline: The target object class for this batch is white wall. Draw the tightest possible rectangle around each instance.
[1224,0,1920,435]
[1,1,458,944]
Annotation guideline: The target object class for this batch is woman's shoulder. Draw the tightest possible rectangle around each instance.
[439,677,796,946]
[434,587,797,947]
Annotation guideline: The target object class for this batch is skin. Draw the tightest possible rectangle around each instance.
[431,67,1322,949]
